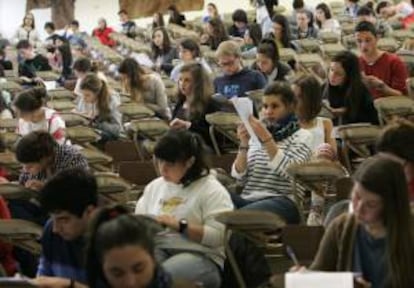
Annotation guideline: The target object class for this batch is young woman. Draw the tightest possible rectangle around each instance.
[135,129,233,288]
[170,38,212,82]
[202,3,220,23]
[201,17,229,50]
[152,12,165,29]
[170,62,221,149]
[293,75,336,152]
[13,13,40,47]
[49,36,73,83]
[167,4,186,27]
[315,3,340,33]
[14,87,67,145]
[270,14,292,49]
[253,38,293,83]
[118,57,170,119]
[295,10,318,39]
[241,23,263,58]
[231,81,312,224]
[228,9,249,38]
[310,156,414,288]
[92,18,116,47]
[79,73,122,143]
[86,205,175,288]
[322,50,378,125]
[151,27,177,75]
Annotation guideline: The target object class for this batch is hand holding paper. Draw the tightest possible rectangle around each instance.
[230,97,260,145]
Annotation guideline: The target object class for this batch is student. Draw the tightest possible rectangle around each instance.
[315,3,340,33]
[377,120,414,202]
[0,48,13,70]
[231,81,312,223]
[44,22,59,48]
[270,14,292,49]
[152,12,165,29]
[255,0,278,36]
[309,156,414,288]
[65,20,87,48]
[356,5,392,38]
[13,13,40,47]
[170,38,212,82]
[167,4,186,27]
[344,0,361,18]
[213,40,266,98]
[376,0,414,21]
[135,129,233,287]
[52,36,73,82]
[31,168,97,288]
[201,17,229,50]
[118,9,136,39]
[228,9,249,38]
[202,3,220,23]
[356,21,408,99]
[291,0,314,26]
[151,27,177,75]
[241,23,263,58]
[294,9,318,40]
[253,38,293,83]
[170,62,221,149]
[86,205,177,288]
[322,50,378,125]
[118,58,170,119]
[92,18,116,47]
[14,87,67,145]
[79,73,122,143]
[293,75,336,152]
[16,40,51,84]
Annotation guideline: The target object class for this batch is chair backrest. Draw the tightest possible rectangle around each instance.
[128,118,170,140]
[118,103,155,121]
[0,219,43,255]
[377,37,400,53]
[105,140,141,164]
[65,126,101,145]
[0,183,34,200]
[46,100,76,112]
[118,161,158,187]
[59,113,90,127]
[374,96,414,126]
[95,172,133,205]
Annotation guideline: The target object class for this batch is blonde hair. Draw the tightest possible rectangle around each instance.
[215,40,242,58]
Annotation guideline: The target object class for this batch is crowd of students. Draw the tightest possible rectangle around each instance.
[0,0,414,287]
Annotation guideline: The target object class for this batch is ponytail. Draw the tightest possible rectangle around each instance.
[80,73,111,120]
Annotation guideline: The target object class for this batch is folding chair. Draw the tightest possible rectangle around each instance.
[246,89,264,112]
[407,77,414,100]
[36,71,60,81]
[0,119,18,132]
[0,183,35,201]
[341,22,356,36]
[374,96,414,126]
[286,161,349,221]
[0,219,42,256]
[0,152,21,177]
[205,112,240,156]
[391,29,414,43]
[65,126,101,146]
[47,88,75,102]
[215,210,287,288]
[377,38,400,53]
[59,113,90,127]
[118,102,155,122]
[0,132,20,151]
[319,31,340,44]
[104,140,141,171]
[95,172,133,206]
[279,48,297,63]
[0,80,22,94]
[337,124,382,171]
[127,119,170,160]
[292,39,320,53]
[296,54,324,69]
[46,100,76,112]
[320,43,346,60]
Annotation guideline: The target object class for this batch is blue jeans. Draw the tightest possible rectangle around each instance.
[156,250,221,288]
[231,193,301,224]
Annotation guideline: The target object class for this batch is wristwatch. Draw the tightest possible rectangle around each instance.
[179,218,188,235]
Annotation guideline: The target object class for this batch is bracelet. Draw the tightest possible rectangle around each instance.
[261,137,273,144]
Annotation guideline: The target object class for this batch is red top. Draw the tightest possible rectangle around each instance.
[402,13,414,29]
[359,52,408,99]
[93,27,116,47]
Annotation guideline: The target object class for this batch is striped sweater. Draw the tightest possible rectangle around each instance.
[231,129,312,201]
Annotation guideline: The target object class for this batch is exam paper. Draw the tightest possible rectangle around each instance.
[43,81,57,91]
[286,272,353,288]
[230,97,260,145]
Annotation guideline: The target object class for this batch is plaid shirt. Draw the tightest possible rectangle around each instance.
[19,145,89,185]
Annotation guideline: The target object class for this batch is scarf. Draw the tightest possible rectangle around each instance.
[264,113,300,142]
[147,266,173,288]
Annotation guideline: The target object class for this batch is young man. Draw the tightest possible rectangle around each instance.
[118,9,136,39]
[355,21,408,99]
[16,40,51,84]
[376,0,414,28]
[32,168,98,288]
[213,40,266,99]
[356,5,393,37]
[377,120,414,202]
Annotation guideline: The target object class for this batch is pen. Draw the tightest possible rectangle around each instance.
[286,245,300,266]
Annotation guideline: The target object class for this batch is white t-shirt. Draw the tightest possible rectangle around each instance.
[17,107,67,145]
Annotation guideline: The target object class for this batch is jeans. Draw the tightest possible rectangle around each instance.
[156,250,221,288]
[230,193,301,224]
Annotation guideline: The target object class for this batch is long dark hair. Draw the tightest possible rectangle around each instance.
[177,62,213,120]
[154,129,210,186]
[55,36,73,79]
[118,58,147,102]
[271,14,291,48]
[14,87,47,113]
[80,73,112,121]
[16,131,57,164]
[325,51,365,121]
[152,12,165,29]
[353,156,414,288]
[315,3,333,29]
[151,27,172,58]
[207,17,229,50]
[86,205,157,288]
[257,38,280,67]
[293,75,322,122]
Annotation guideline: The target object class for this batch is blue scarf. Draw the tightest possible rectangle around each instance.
[264,113,300,142]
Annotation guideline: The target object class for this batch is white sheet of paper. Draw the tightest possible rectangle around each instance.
[230,97,259,145]
[43,81,56,91]
[286,272,354,288]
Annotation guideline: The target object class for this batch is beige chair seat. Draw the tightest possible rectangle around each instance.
[36,71,60,81]
[0,80,22,92]
[95,172,132,204]
[377,38,400,53]
[47,88,75,101]
[66,126,101,144]
[337,123,381,143]
[341,22,356,35]
[321,43,346,59]
[374,96,414,125]
[294,39,320,53]
[0,118,18,132]
[118,103,155,120]
[296,54,324,68]
[128,119,170,139]
[246,89,265,111]
[0,183,35,200]
[0,219,42,255]
[279,48,297,63]
[319,31,340,44]
[1,132,20,150]
[80,148,113,165]
[47,100,76,112]
[59,113,90,127]
[391,29,414,42]
[0,152,20,171]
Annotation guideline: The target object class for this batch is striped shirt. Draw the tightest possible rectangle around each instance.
[232,129,312,201]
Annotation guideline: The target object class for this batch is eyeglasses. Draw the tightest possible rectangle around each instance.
[218,59,236,67]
